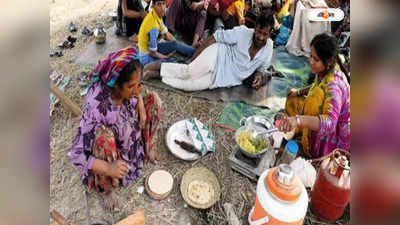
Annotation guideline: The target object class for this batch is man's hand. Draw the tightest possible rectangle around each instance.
[252,74,263,90]
[108,160,130,179]
[166,50,176,59]
[189,36,216,61]
[140,11,147,18]
[163,32,176,41]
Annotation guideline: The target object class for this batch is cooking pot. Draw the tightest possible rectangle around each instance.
[235,122,274,158]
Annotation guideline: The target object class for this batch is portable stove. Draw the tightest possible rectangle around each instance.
[229,146,276,181]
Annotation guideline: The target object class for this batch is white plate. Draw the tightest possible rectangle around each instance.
[166,120,201,161]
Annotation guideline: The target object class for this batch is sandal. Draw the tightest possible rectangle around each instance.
[69,22,77,32]
[50,50,63,57]
[79,72,89,86]
[82,26,93,36]
[67,35,77,43]
[58,40,74,49]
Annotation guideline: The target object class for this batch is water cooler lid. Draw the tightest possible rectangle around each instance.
[265,164,302,202]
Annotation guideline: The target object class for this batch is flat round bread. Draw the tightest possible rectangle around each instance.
[148,170,173,195]
[188,180,214,205]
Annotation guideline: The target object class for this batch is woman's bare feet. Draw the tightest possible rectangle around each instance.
[102,190,119,211]
[147,149,157,163]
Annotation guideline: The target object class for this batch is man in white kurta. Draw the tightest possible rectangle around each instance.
[144,12,276,91]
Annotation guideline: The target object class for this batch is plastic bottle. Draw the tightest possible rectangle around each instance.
[276,140,299,165]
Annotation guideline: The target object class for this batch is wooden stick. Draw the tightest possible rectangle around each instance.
[50,210,76,225]
[50,80,82,117]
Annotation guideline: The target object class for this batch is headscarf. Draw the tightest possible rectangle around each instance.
[89,47,138,87]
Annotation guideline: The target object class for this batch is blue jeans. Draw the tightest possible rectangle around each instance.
[140,41,195,65]
[158,40,195,57]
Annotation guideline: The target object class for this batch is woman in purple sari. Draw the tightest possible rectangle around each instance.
[70,47,162,210]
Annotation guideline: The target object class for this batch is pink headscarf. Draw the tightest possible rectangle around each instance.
[89,47,138,87]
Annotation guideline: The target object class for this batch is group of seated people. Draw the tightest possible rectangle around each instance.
[116,0,255,66]
[116,0,249,47]
[70,1,350,211]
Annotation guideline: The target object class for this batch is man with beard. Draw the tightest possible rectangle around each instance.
[142,10,275,91]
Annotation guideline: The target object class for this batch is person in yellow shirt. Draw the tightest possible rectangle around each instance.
[138,0,195,65]
[214,0,248,30]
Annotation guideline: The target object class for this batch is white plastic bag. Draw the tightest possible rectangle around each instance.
[290,157,317,188]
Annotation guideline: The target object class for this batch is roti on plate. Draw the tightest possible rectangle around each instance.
[187,180,214,205]
[148,170,173,195]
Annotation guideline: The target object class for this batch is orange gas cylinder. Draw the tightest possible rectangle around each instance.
[249,164,308,225]
[311,149,350,221]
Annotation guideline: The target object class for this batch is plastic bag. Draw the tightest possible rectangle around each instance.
[290,157,317,188]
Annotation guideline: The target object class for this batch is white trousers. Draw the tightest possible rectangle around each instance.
[160,43,218,91]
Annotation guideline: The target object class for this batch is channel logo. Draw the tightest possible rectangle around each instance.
[308,8,344,22]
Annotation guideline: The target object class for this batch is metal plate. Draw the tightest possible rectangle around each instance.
[165,120,201,161]
[242,115,274,130]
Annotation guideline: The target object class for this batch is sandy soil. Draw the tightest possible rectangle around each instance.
[49,0,349,224]
[50,0,116,33]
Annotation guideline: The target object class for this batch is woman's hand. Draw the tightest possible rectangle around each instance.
[277,116,298,133]
[108,160,130,179]
[139,110,146,129]
[190,2,198,10]
[137,95,146,129]
[191,1,203,10]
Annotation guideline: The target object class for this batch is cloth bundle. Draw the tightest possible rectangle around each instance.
[185,118,216,156]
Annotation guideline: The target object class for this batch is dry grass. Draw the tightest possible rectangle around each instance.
[49,3,350,225]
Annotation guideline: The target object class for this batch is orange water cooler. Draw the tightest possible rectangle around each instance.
[249,164,308,225]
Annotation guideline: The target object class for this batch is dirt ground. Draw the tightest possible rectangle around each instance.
[49,0,349,224]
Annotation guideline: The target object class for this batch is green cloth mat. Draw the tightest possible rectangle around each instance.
[216,102,280,131]
[265,46,311,110]
[272,45,311,96]
[217,46,312,131]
